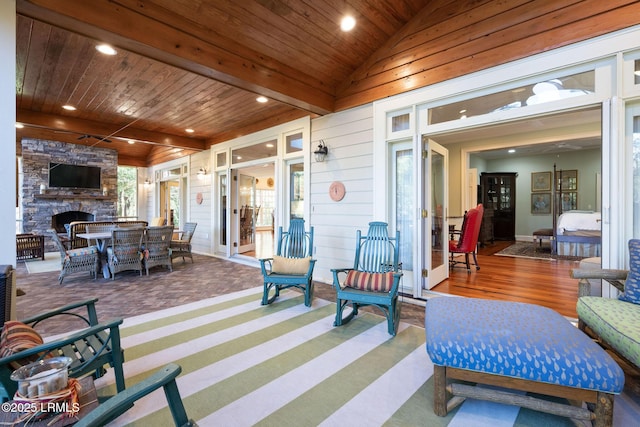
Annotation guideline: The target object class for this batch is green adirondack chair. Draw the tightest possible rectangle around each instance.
[332,221,403,336]
[259,219,316,307]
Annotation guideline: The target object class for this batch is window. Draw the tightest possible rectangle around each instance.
[117,166,137,219]
[392,114,410,132]
[285,132,303,154]
[429,70,595,125]
[232,140,277,164]
[216,151,227,168]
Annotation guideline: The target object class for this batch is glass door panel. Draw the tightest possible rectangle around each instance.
[425,138,449,289]
[392,142,414,294]
[632,108,640,236]
[289,162,304,219]
[238,173,257,253]
[219,173,227,247]
[159,179,180,226]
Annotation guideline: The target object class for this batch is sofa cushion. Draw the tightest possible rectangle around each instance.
[619,239,640,304]
[0,321,45,369]
[344,271,395,293]
[271,255,311,275]
[577,296,640,368]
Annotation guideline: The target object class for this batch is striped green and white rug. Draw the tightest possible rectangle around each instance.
[94,287,639,426]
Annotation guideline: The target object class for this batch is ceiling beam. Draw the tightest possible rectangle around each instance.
[17,109,206,151]
[17,0,334,116]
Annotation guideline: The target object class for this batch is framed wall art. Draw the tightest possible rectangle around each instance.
[555,169,578,191]
[531,192,551,214]
[531,171,551,192]
[558,191,578,212]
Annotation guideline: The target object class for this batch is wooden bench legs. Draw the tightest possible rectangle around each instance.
[432,365,615,427]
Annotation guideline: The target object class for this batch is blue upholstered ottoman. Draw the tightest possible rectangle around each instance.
[425,297,625,426]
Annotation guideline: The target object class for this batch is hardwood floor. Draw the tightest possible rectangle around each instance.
[431,241,580,318]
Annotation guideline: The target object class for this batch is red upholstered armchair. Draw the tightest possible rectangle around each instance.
[449,204,484,272]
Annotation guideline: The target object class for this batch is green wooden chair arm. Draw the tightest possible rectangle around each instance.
[331,268,353,288]
[259,258,273,275]
[21,298,100,327]
[74,363,196,427]
[0,318,123,365]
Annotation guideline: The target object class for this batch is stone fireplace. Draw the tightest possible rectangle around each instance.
[51,211,96,233]
[21,139,118,251]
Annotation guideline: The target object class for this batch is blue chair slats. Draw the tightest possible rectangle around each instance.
[259,219,316,307]
[332,221,403,336]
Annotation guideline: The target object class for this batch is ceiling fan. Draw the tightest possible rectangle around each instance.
[539,142,585,152]
[77,134,112,143]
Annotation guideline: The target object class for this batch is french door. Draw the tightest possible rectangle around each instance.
[230,169,257,254]
[423,138,449,290]
[391,138,448,297]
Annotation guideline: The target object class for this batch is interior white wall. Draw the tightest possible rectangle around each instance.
[1,1,16,266]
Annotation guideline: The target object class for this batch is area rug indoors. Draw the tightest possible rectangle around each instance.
[24,252,61,274]
[93,287,639,426]
[494,241,555,260]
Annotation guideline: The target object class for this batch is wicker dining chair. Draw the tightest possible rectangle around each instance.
[144,225,174,275]
[171,222,197,263]
[107,228,145,280]
[48,229,99,284]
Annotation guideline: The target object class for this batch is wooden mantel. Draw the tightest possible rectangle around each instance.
[34,194,113,200]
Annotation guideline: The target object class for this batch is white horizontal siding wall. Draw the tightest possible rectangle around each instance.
[310,104,376,283]
[189,151,212,256]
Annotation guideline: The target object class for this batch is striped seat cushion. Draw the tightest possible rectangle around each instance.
[344,271,395,292]
[0,321,45,369]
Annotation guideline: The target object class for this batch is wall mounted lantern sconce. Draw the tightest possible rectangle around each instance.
[314,140,328,162]
[197,167,207,177]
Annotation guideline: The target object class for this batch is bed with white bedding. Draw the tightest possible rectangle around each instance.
[555,210,601,258]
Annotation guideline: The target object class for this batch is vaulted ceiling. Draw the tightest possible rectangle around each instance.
[15,0,640,166]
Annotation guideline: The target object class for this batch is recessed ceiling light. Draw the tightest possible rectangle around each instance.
[62,105,76,111]
[265,143,274,148]
[128,140,135,144]
[459,109,467,114]
[185,128,195,133]
[508,149,516,153]
[256,96,268,103]
[15,123,24,129]
[341,15,356,32]
[96,44,117,55]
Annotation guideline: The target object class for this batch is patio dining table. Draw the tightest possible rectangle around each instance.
[76,231,112,279]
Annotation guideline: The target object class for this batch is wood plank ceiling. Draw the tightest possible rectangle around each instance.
[15,0,640,166]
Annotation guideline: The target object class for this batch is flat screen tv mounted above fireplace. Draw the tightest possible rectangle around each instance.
[48,163,101,189]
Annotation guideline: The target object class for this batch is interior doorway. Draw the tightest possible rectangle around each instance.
[232,162,275,260]
[438,107,603,269]
[159,179,181,226]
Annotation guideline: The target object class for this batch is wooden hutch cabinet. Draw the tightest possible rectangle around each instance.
[480,172,517,241]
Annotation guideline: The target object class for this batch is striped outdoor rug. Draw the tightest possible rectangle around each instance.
[94,287,639,426]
